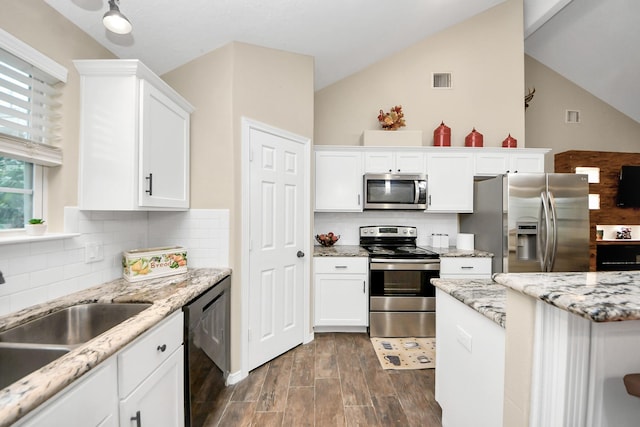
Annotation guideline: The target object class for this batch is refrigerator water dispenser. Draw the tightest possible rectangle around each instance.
[516,222,537,261]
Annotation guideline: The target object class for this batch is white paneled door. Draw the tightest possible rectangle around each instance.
[248,124,307,370]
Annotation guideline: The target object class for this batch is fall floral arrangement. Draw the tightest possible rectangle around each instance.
[377,105,406,130]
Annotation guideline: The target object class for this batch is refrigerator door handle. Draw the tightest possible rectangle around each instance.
[540,191,552,271]
[547,191,559,271]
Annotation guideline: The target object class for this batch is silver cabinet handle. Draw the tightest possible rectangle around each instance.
[363,281,365,293]
[334,265,348,269]
[157,344,167,352]
[460,266,475,269]
[358,194,361,206]
[145,173,153,195]
[131,410,141,427]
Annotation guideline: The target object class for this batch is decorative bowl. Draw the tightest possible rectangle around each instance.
[315,233,340,247]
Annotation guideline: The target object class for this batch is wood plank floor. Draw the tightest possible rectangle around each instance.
[193,332,442,426]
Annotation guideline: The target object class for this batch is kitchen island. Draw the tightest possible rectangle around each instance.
[434,271,640,427]
[0,268,231,427]
[494,271,640,427]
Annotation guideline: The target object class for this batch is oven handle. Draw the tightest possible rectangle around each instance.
[370,261,440,271]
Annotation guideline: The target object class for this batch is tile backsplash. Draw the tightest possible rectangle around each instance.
[0,208,229,316]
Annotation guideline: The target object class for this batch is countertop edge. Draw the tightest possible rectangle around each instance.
[493,271,640,323]
[432,278,506,328]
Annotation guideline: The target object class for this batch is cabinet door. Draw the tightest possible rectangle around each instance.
[395,151,426,174]
[314,274,368,326]
[426,152,473,212]
[364,151,425,174]
[474,152,510,176]
[139,81,190,209]
[119,347,184,427]
[15,358,118,427]
[315,151,363,211]
[509,152,544,173]
[364,151,394,173]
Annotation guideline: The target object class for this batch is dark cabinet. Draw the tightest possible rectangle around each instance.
[596,243,640,271]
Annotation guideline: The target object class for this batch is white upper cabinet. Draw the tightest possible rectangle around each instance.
[426,151,474,212]
[75,60,194,211]
[314,146,548,213]
[315,149,363,212]
[364,151,425,174]
[474,149,547,176]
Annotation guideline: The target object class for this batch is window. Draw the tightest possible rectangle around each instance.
[0,156,42,229]
[0,29,66,231]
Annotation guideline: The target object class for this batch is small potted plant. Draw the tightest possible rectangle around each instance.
[25,218,47,236]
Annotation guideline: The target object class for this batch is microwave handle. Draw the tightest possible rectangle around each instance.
[414,181,420,204]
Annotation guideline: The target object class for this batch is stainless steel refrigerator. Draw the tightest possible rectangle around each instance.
[460,173,590,273]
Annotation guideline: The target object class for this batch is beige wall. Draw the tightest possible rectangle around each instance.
[163,42,314,372]
[525,54,640,170]
[0,0,115,231]
[315,0,525,148]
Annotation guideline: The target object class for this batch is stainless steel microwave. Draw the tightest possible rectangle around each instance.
[363,173,427,210]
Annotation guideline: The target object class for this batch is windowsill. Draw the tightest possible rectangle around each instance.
[0,232,80,245]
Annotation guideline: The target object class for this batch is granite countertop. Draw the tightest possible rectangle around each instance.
[493,271,640,322]
[313,245,369,257]
[428,247,494,258]
[431,278,506,328]
[0,267,231,427]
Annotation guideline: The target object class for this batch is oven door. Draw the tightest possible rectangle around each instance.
[369,259,439,311]
[364,173,427,210]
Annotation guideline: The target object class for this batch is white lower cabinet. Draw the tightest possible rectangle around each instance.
[119,349,184,427]
[15,357,119,427]
[440,257,492,279]
[118,311,184,427]
[435,289,505,427]
[314,257,368,329]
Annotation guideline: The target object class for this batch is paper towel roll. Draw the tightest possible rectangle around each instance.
[457,233,474,250]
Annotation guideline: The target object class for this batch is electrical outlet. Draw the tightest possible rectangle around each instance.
[456,325,472,352]
[85,242,104,263]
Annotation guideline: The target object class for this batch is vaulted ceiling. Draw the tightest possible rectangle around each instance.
[44,0,638,123]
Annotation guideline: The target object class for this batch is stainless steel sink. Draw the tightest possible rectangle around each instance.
[0,303,152,347]
[0,346,70,390]
[0,303,151,390]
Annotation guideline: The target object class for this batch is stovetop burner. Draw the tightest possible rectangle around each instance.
[362,244,438,259]
[359,226,439,259]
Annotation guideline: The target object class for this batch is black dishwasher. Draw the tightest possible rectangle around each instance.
[183,275,231,427]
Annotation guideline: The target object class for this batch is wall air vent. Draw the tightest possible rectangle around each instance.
[432,72,452,89]
[566,110,581,124]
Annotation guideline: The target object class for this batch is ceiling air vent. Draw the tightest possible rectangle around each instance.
[432,72,452,89]
[566,110,581,124]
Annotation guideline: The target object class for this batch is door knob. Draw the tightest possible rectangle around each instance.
[297,251,305,258]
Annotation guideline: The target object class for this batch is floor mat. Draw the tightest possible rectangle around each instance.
[370,337,436,370]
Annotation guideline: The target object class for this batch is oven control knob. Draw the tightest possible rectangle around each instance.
[409,229,415,234]
[403,229,408,234]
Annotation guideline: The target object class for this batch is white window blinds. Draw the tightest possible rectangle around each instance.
[0,29,67,166]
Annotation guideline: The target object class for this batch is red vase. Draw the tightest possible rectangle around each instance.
[465,128,483,147]
[502,134,517,148]
[433,122,451,146]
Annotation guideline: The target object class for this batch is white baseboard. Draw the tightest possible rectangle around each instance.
[226,370,245,385]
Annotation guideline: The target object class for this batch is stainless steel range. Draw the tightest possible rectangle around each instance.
[360,226,440,337]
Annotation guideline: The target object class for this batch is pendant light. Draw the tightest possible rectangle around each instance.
[103,0,132,35]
